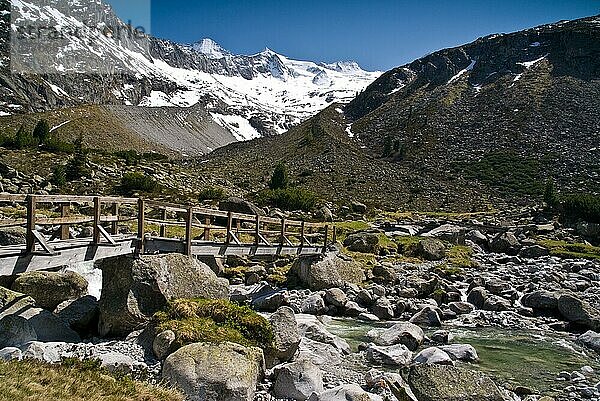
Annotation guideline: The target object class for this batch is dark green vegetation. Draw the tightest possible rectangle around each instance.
[154,298,274,350]
[544,180,600,224]
[120,172,159,195]
[255,187,318,212]
[198,186,228,202]
[269,161,289,190]
[539,240,600,260]
[0,359,183,401]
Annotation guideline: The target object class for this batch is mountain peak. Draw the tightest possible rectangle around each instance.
[321,61,363,73]
[192,38,230,59]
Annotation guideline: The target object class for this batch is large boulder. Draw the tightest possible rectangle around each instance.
[273,358,324,401]
[219,197,265,216]
[343,232,380,254]
[413,347,453,366]
[366,343,412,366]
[11,271,88,311]
[577,331,600,353]
[290,252,365,291]
[439,344,479,363]
[0,315,37,348]
[163,342,265,401]
[490,232,520,255]
[366,322,424,351]
[0,227,26,246]
[297,315,351,355]
[54,295,99,334]
[0,286,35,312]
[416,239,446,261]
[269,306,301,364]
[98,254,229,337]
[557,294,600,330]
[407,365,504,401]
[520,291,560,313]
[409,306,442,327]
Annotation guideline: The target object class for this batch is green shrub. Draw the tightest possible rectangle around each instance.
[153,298,274,350]
[115,150,140,165]
[256,187,318,211]
[269,162,289,190]
[120,172,158,194]
[198,186,227,202]
[560,193,600,224]
[43,133,75,153]
[14,125,37,149]
[65,136,89,180]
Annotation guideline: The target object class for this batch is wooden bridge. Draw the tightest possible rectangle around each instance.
[0,194,335,276]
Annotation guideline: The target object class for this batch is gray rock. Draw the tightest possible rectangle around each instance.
[343,301,367,317]
[366,322,424,351]
[163,342,264,401]
[413,347,454,365]
[518,245,549,258]
[297,315,351,355]
[448,302,475,315]
[490,232,520,255]
[273,358,324,401]
[269,306,300,363]
[0,347,22,361]
[0,227,26,246]
[20,341,62,363]
[483,295,511,312]
[466,230,488,247]
[416,239,446,261]
[343,232,380,254]
[577,331,600,353]
[0,315,37,348]
[366,343,413,366]
[351,202,367,214]
[316,206,333,223]
[430,330,452,344]
[409,306,442,327]
[439,344,479,362]
[153,330,176,360]
[54,295,99,333]
[521,291,560,312]
[98,254,229,337]
[290,252,365,291]
[558,294,600,330]
[324,288,348,308]
[467,287,487,309]
[358,313,380,322]
[408,365,504,401]
[372,297,394,320]
[309,384,382,401]
[301,294,327,315]
[97,351,147,375]
[12,271,88,311]
[219,197,265,216]
[19,307,81,343]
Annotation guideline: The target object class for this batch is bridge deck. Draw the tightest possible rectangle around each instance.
[0,194,333,275]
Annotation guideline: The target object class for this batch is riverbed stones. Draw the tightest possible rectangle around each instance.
[273,358,324,401]
[297,315,351,355]
[309,384,382,401]
[0,315,36,348]
[467,287,488,309]
[577,331,600,353]
[163,342,264,401]
[11,271,88,311]
[372,297,394,320]
[324,288,348,308]
[521,290,560,312]
[448,302,475,315]
[153,330,176,360]
[416,238,446,261]
[557,294,600,330]
[409,306,442,327]
[407,365,504,401]
[490,232,520,255]
[366,343,412,366]
[269,306,300,363]
[366,322,424,351]
[290,252,365,291]
[98,254,229,337]
[439,344,479,362]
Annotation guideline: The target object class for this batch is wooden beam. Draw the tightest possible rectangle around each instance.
[204,216,211,241]
[60,203,70,240]
[323,225,329,253]
[31,230,55,255]
[254,215,260,246]
[137,198,145,254]
[226,211,233,245]
[111,203,119,235]
[333,225,337,244]
[185,206,193,256]
[300,221,305,248]
[26,195,36,253]
[280,218,286,247]
[159,208,167,238]
[93,197,101,245]
[98,226,117,246]
[228,231,242,245]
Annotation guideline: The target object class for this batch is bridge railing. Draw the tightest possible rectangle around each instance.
[0,194,335,257]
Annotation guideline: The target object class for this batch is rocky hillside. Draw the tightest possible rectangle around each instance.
[198,15,600,209]
[0,0,379,152]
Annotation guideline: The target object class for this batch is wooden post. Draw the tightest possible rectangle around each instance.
[26,195,36,253]
[255,215,261,245]
[185,206,193,256]
[226,211,233,244]
[323,225,329,253]
[137,198,145,254]
[159,208,167,238]
[203,216,211,241]
[111,202,119,235]
[60,203,70,240]
[333,225,337,244]
[300,221,305,248]
[93,197,101,244]
[280,218,286,247]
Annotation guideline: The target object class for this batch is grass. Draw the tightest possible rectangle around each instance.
[154,298,274,350]
[538,240,600,260]
[333,221,371,243]
[447,245,477,268]
[0,359,183,401]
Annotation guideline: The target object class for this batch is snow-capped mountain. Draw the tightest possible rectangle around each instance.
[1,0,380,143]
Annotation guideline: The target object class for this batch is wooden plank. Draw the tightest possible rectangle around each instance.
[31,230,55,255]
[300,221,305,247]
[0,219,26,228]
[26,196,36,253]
[280,218,286,247]
[204,216,211,241]
[137,198,145,254]
[159,208,167,238]
[226,211,233,245]
[98,226,117,246]
[145,200,188,212]
[323,225,329,252]
[228,231,242,245]
[0,194,27,203]
[99,196,137,205]
[257,233,271,246]
[111,203,119,235]
[254,215,260,246]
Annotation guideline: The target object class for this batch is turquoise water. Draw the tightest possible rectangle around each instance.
[324,318,600,393]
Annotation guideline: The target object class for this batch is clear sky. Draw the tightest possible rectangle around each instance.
[107,0,600,71]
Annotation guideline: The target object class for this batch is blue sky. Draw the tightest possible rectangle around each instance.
[107,0,600,71]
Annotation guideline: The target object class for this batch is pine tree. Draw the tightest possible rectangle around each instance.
[382,136,393,157]
[32,119,50,145]
[270,162,289,190]
[66,135,89,180]
[544,179,558,208]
